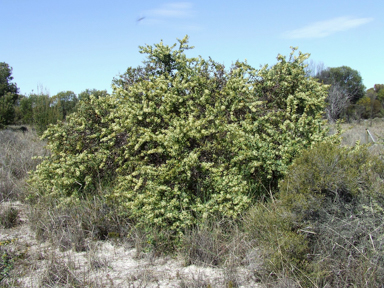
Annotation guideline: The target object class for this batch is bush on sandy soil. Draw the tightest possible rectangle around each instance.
[29,36,332,240]
[0,240,16,283]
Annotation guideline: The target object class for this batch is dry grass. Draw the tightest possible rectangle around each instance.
[28,195,132,253]
[0,126,47,201]
[180,218,249,268]
[38,252,83,287]
[0,203,20,229]
[335,118,384,146]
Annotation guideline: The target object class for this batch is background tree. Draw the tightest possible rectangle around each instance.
[355,87,383,120]
[14,92,61,135]
[315,66,365,122]
[0,62,19,127]
[374,84,384,93]
[374,84,384,104]
[78,89,109,102]
[367,88,379,119]
[14,95,32,124]
[51,91,78,120]
[0,62,18,96]
[325,83,351,123]
[316,66,365,104]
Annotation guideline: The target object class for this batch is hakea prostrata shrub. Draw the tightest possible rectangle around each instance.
[30,36,334,233]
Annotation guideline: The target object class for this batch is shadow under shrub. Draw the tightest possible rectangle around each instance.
[246,142,384,287]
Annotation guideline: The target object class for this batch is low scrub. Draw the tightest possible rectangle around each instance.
[246,142,384,287]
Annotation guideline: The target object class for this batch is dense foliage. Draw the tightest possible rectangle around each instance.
[316,66,365,104]
[30,36,333,233]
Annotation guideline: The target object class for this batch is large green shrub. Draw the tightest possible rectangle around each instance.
[30,36,331,233]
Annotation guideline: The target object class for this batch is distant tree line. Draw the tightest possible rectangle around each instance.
[0,62,109,134]
[1,59,383,134]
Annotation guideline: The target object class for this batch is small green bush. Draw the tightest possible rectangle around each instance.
[29,36,332,236]
[248,142,384,287]
[279,142,384,222]
[244,201,308,286]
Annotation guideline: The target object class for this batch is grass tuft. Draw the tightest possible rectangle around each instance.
[0,206,19,229]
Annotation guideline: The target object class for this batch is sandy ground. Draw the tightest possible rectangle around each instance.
[0,202,261,287]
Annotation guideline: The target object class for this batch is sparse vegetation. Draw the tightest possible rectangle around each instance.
[38,252,83,287]
[0,127,47,201]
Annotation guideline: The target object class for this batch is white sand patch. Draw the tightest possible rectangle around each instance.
[0,202,260,287]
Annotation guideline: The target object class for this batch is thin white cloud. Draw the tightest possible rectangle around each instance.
[148,2,194,19]
[139,2,201,31]
[284,16,373,39]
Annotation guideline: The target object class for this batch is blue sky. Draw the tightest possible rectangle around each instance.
[1,0,383,96]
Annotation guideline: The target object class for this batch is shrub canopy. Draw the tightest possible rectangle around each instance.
[30,36,332,232]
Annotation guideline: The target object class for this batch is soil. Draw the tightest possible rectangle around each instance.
[0,201,260,287]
